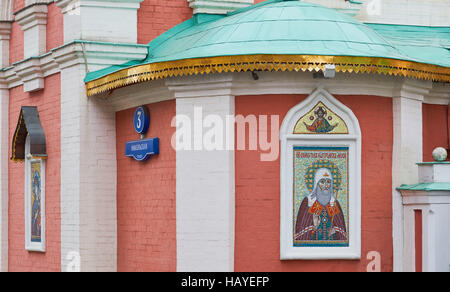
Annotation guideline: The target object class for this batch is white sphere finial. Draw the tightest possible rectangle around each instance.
[432,147,448,162]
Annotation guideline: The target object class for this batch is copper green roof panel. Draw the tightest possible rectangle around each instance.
[145,0,406,62]
[397,183,450,192]
[84,0,450,90]
[367,23,450,68]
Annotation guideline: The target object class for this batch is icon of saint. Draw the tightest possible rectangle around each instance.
[31,171,41,241]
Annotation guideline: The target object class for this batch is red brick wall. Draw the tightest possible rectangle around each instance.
[8,74,61,272]
[422,104,449,162]
[137,0,192,44]
[13,0,25,11]
[10,0,26,64]
[46,3,64,52]
[116,100,176,272]
[9,21,23,65]
[234,94,393,272]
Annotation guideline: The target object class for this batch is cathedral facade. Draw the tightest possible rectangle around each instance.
[0,0,449,272]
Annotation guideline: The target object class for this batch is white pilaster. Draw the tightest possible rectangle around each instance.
[168,74,235,272]
[56,0,144,43]
[0,21,11,68]
[392,78,431,272]
[54,44,117,272]
[15,4,48,59]
[187,0,252,14]
[0,76,8,272]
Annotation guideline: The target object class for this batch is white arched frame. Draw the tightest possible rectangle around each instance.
[280,87,361,260]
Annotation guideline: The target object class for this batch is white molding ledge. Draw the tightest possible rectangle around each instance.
[187,0,253,14]
[424,83,450,105]
[0,41,148,91]
[25,0,54,5]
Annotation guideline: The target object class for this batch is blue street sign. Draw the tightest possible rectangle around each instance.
[125,138,159,161]
[133,106,150,135]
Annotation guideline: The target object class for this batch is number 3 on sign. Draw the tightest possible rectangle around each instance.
[133,106,150,135]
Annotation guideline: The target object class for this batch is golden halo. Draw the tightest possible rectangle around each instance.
[305,159,342,193]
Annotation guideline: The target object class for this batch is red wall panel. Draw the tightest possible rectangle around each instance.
[116,100,176,272]
[234,94,393,272]
[8,74,61,272]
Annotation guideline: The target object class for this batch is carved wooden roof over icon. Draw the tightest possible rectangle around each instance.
[11,106,47,161]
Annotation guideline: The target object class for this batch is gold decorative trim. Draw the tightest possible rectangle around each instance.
[11,111,24,162]
[85,54,450,96]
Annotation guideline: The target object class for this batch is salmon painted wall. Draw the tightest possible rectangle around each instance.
[422,104,449,162]
[9,21,23,65]
[13,0,25,11]
[137,0,192,44]
[8,74,61,272]
[234,94,393,272]
[116,100,176,272]
[136,0,269,45]
[46,3,64,52]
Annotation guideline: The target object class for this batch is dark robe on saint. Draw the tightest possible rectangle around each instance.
[295,197,347,242]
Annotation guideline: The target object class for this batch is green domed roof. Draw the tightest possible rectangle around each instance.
[85,0,450,95]
[147,0,405,62]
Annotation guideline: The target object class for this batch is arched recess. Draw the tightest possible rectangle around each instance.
[0,0,14,21]
[280,87,361,260]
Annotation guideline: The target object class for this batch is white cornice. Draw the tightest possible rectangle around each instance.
[0,41,148,90]
[56,0,144,11]
[0,21,12,40]
[424,82,450,105]
[25,0,54,5]
[165,71,404,99]
[187,0,252,14]
[14,58,45,92]
[394,79,433,102]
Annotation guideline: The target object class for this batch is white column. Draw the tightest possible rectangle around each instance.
[392,79,431,272]
[15,4,48,58]
[168,74,236,272]
[0,19,10,272]
[54,45,117,272]
[0,77,8,272]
